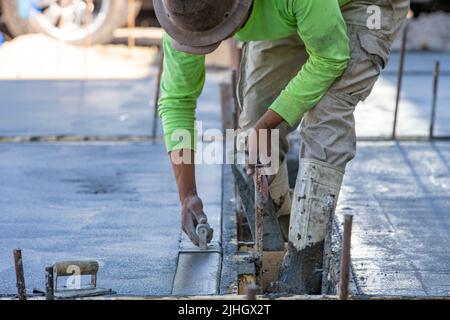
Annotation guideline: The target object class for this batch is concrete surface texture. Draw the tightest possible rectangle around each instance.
[1,38,449,298]
[355,52,450,137]
[0,71,226,295]
[0,79,158,137]
[337,142,450,296]
[0,143,180,295]
[0,72,225,137]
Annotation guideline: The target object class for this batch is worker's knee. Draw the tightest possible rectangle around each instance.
[297,24,399,168]
[332,25,391,104]
[299,92,357,169]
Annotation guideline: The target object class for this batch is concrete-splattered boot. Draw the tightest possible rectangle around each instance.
[278,159,344,294]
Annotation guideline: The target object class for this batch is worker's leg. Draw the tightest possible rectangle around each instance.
[279,0,409,294]
[238,35,308,234]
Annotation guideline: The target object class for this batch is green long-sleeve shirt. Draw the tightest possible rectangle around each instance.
[159,0,351,151]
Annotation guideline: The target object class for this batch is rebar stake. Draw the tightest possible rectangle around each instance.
[254,166,266,286]
[339,214,353,300]
[392,23,408,140]
[429,61,441,139]
[13,249,26,300]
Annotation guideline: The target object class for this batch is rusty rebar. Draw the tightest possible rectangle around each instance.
[151,48,164,140]
[429,61,441,139]
[254,168,265,257]
[254,167,266,286]
[392,23,408,140]
[13,249,26,300]
[339,214,353,300]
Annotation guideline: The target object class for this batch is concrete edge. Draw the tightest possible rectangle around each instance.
[327,218,362,296]
[171,165,225,296]
[171,252,222,296]
[219,164,239,295]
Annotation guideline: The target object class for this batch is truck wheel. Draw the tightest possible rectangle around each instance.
[2,0,36,37]
[3,0,138,45]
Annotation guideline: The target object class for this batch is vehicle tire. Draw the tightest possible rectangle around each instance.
[2,0,140,45]
[2,0,35,37]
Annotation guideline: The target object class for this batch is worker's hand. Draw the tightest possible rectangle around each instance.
[181,195,208,247]
[246,110,284,176]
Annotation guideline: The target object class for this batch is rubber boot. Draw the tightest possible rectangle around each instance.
[278,159,344,294]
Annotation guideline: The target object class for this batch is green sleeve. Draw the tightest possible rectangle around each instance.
[269,0,350,126]
[158,33,206,152]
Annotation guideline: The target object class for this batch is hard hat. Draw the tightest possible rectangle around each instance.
[153,0,253,54]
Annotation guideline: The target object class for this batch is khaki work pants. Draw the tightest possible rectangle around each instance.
[237,0,410,215]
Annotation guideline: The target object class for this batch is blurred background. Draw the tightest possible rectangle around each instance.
[0,0,233,79]
[0,0,449,78]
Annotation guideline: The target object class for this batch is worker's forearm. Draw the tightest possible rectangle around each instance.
[269,0,350,127]
[255,110,284,130]
[170,149,197,203]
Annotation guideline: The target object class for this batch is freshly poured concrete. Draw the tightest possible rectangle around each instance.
[337,142,450,296]
[0,142,224,296]
[385,52,450,73]
[172,252,221,296]
[0,72,225,137]
[0,72,226,296]
[0,79,157,137]
[0,143,181,295]
[356,52,450,137]
[1,49,450,298]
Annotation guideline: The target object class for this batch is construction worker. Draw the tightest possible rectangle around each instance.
[154,0,409,294]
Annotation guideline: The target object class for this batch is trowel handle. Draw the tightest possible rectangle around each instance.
[53,261,99,276]
[196,223,214,250]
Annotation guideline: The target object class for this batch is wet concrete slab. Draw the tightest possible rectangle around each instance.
[0,71,226,296]
[386,52,450,73]
[356,51,450,138]
[0,142,223,295]
[0,79,157,137]
[172,252,221,296]
[0,142,182,295]
[337,141,450,297]
[0,71,225,137]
